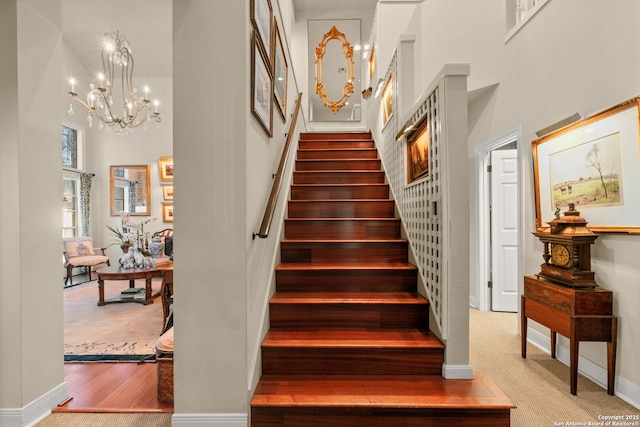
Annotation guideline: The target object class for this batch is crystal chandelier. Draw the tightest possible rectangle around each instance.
[67,31,161,134]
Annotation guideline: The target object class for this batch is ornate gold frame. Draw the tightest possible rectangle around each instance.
[314,26,354,114]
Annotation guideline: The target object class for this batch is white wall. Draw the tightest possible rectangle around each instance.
[375,0,640,403]
[0,0,67,421]
[172,0,249,419]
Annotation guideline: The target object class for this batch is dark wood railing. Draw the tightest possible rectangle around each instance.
[254,92,303,239]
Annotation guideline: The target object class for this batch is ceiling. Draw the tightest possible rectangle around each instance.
[60,0,377,79]
[293,0,378,13]
[61,0,172,78]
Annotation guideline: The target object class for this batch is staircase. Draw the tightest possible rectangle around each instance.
[250,132,512,426]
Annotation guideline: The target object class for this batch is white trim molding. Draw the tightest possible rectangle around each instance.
[526,326,640,410]
[172,413,248,426]
[0,383,69,427]
[442,364,474,380]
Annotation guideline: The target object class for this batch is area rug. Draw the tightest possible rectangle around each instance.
[64,279,165,361]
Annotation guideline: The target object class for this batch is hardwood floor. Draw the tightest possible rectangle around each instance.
[54,362,173,413]
[61,273,172,414]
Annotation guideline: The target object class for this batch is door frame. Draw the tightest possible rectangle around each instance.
[473,126,524,311]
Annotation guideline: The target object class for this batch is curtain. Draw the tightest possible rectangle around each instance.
[80,173,93,237]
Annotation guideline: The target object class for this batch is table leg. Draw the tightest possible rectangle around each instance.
[129,279,135,288]
[98,278,105,306]
[550,331,557,359]
[145,277,152,304]
[521,295,527,358]
[608,317,618,395]
[570,317,579,395]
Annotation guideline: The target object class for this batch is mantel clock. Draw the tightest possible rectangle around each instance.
[533,203,598,288]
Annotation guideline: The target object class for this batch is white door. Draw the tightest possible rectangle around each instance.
[490,149,518,312]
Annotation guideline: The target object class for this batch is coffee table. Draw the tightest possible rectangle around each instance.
[96,264,171,306]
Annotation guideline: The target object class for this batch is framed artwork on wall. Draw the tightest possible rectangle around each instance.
[273,19,288,121]
[381,75,393,126]
[532,97,640,233]
[162,185,173,201]
[252,31,273,137]
[407,117,429,183]
[251,0,272,66]
[158,156,173,182]
[162,203,174,223]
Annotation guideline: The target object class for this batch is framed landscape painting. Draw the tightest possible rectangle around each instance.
[532,97,640,233]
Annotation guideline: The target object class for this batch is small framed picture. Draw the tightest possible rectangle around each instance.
[381,75,393,126]
[158,156,173,182]
[162,203,174,223]
[162,185,173,201]
[251,0,272,66]
[273,19,288,121]
[252,31,273,136]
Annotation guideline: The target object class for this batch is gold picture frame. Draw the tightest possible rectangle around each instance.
[381,75,393,126]
[162,203,174,223]
[158,156,173,182]
[162,185,173,201]
[532,97,640,233]
[314,26,354,114]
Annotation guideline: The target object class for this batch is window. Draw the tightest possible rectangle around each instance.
[62,125,77,169]
[62,124,84,237]
[62,175,79,238]
[506,0,550,41]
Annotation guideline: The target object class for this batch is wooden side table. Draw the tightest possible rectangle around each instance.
[521,275,617,395]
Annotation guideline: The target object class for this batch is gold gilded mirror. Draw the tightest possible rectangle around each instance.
[314,26,355,114]
[110,165,150,216]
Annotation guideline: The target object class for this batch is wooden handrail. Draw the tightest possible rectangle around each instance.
[254,92,303,239]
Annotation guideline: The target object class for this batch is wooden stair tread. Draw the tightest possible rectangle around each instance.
[288,198,392,202]
[262,329,443,348]
[285,217,400,222]
[291,183,387,188]
[282,238,406,243]
[276,262,417,271]
[251,374,515,409]
[271,291,429,304]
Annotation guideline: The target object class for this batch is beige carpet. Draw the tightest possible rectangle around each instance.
[35,413,171,427]
[64,279,165,357]
[470,308,639,426]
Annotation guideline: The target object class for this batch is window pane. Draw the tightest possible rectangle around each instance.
[62,125,77,168]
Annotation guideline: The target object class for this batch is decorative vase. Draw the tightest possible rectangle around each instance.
[150,236,164,259]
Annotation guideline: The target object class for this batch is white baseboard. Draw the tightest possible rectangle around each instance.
[171,413,248,426]
[526,326,640,410]
[442,364,473,379]
[0,382,69,427]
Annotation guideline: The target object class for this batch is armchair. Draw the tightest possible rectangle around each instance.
[63,237,110,286]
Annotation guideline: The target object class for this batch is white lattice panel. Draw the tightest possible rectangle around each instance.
[374,55,444,335]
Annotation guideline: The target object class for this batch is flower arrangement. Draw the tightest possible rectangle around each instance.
[106,225,133,250]
[107,213,157,261]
